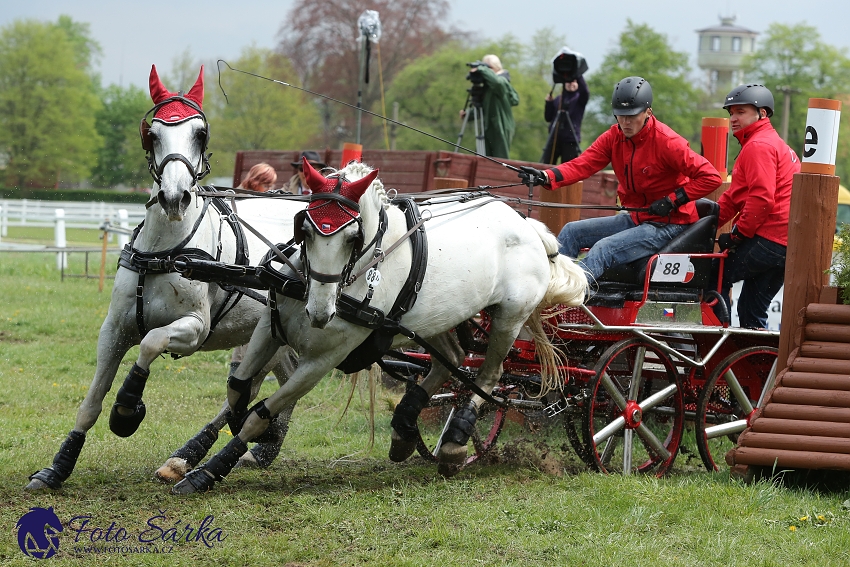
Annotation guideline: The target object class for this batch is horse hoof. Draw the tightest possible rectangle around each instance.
[234,450,259,469]
[171,469,215,495]
[108,402,146,438]
[436,441,467,478]
[388,430,417,463]
[24,478,53,491]
[155,458,191,483]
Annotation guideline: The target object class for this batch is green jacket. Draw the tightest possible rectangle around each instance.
[475,66,519,159]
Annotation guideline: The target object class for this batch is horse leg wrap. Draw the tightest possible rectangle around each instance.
[109,363,149,438]
[169,423,219,468]
[28,430,86,489]
[235,399,278,444]
[390,384,430,442]
[182,436,248,492]
[246,402,293,468]
[442,402,479,447]
[225,375,252,435]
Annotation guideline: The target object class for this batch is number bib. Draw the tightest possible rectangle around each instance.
[650,254,696,283]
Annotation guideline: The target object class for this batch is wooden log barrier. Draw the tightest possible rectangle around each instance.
[751,417,850,437]
[799,341,850,360]
[802,323,850,343]
[790,357,850,375]
[762,403,850,423]
[804,303,850,324]
[729,447,850,470]
[738,432,850,454]
[770,387,850,407]
[781,372,850,390]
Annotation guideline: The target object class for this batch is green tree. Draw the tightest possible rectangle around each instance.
[742,23,850,179]
[205,47,321,176]
[584,20,701,147]
[0,17,101,187]
[91,84,150,188]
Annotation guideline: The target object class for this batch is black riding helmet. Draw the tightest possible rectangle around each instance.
[611,76,653,116]
[723,84,774,117]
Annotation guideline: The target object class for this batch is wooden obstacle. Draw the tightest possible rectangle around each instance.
[727,296,850,472]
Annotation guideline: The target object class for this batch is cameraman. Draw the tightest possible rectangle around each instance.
[463,54,519,159]
[544,75,589,164]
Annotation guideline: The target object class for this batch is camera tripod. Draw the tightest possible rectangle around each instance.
[454,88,486,155]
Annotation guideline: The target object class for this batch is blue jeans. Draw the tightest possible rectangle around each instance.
[557,214,689,283]
[720,235,786,329]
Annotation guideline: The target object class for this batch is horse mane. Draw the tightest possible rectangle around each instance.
[327,161,389,211]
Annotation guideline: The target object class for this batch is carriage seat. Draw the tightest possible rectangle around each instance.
[587,199,719,307]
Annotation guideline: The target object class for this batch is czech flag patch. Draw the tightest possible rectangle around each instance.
[662,308,675,318]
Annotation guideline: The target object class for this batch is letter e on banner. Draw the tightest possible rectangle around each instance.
[801,98,841,175]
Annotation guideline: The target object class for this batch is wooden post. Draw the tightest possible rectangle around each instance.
[777,98,842,368]
[539,182,582,236]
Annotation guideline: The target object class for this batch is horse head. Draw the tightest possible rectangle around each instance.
[297,158,380,328]
[140,64,209,221]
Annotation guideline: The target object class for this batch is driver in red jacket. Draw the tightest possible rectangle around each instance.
[715,84,800,329]
[519,76,722,284]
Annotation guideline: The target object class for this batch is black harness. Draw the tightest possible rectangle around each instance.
[118,195,265,346]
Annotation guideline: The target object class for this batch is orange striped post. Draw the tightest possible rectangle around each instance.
[701,117,729,181]
[340,143,363,168]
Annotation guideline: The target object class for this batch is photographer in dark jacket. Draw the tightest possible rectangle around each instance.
[544,75,589,163]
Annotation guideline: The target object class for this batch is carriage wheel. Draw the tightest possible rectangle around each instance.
[584,338,684,476]
[695,346,778,472]
[415,383,506,464]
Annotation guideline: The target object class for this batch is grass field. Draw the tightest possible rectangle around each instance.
[2,235,850,566]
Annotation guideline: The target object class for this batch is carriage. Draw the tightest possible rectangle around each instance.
[380,197,780,476]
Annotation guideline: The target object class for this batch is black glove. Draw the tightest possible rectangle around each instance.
[648,196,675,217]
[518,166,547,187]
[717,225,745,251]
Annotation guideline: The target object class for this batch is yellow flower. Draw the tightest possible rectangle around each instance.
[799,516,809,522]
[817,515,826,521]
[789,526,797,532]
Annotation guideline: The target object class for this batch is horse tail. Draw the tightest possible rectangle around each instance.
[523,307,568,397]
[525,218,587,307]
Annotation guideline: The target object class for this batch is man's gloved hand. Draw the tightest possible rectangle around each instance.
[717,225,745,251]
[648,187,689,217]
[518,166,547,187]
[648,196,675,217]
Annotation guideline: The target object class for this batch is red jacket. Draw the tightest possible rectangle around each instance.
[544,115,722,224]
[718,118,800,246]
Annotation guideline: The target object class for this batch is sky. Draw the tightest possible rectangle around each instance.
[2,0,849,90]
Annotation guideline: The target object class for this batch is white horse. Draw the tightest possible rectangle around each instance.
[25,65,305,491]
[172,159,588,494]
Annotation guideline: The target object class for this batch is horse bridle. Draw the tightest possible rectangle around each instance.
[139,95,211,188]
[294,175,371,288]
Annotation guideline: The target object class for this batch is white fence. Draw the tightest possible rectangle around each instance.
[0,198,146,235]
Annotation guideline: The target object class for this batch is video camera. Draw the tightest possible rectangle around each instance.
[552,47,588,84]
[465,61,488,84]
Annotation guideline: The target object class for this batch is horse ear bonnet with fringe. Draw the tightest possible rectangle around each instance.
[301,157,379,235]
[148,64,204,123]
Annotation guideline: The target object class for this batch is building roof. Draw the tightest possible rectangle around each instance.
[697,16,758,35]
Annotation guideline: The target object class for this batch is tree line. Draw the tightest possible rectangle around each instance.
[2,3,850,189]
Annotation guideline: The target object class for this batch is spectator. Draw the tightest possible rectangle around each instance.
[286,151,326,195]
[543,75,589,164]
[464,55,519,159]
[240,163,277,192]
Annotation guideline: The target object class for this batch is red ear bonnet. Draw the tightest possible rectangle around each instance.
[149,64,204,123]
[302,158,379,235]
